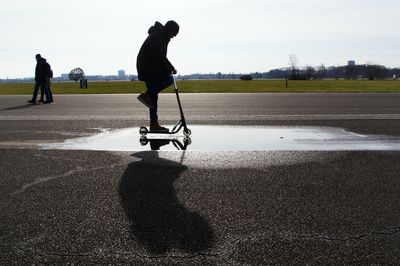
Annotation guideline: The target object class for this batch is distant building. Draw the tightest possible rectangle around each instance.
[348,60,356,66]
[118,70,126,80]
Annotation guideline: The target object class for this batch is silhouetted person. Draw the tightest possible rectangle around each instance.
[136,20,179,132]
[39,65,54,103]
[27,54,52,104]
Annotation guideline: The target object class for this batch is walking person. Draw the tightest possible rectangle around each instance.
[28,54,52,104]
[39,65,54,103]
[136,20,179,132]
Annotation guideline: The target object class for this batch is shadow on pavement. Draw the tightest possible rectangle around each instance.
[0,103,37,111]
[119,151,214,254]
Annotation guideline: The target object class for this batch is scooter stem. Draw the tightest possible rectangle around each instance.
[171,75,187,128]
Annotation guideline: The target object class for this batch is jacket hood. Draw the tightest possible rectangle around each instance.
[148,21,164,35]
[37,57,47,63]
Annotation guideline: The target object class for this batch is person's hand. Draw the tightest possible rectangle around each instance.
[172,69,177,75]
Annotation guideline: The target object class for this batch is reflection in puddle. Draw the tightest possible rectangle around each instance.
[140,137,191,150]
[40,125,400,151]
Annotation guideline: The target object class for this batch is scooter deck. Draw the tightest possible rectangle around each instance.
[139,125,191,136]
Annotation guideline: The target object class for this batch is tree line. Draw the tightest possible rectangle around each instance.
[178,65,400,81]
[179,55,399,81]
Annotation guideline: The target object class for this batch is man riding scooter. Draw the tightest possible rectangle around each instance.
[136,20,180,133]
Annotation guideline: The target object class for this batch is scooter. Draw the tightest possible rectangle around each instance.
[139,136,192,150]
[139,75,191,137]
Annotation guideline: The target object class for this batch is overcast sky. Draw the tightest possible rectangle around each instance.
[0,0,399,78]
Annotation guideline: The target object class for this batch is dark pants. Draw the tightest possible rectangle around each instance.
[31,80,51,102]
[40,78,53,102]
[145,76,173,123]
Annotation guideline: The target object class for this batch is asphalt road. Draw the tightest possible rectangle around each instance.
[1,94,400,264]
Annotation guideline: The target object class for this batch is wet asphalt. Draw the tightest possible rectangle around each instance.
[1,94,400,264]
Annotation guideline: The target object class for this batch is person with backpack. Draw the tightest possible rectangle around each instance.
[136,20,179,132]
[27,54,53,104]
[39,61,54,103]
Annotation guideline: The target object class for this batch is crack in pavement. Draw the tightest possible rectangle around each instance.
[13,161,129,195]
[34,153,87,162]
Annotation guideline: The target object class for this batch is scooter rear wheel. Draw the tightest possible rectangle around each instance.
[140,136,149,146]
[139,127,148,136]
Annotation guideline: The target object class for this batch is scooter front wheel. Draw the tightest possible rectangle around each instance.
[183,128,191,137]
[184,137,192,145]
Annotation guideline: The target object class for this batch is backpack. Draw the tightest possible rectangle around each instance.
[46,62,53,78]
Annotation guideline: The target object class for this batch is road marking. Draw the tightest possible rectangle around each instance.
[0,114,399,120]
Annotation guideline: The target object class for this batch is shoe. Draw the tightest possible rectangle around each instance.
[27,100,36,104]
[137,93,154,109]
[150,122,169,133]
[38,99,44,103]
[43,101,51,104]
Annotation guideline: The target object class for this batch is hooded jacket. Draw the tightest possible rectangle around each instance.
[35,58,52,82]
[136,21,175,81]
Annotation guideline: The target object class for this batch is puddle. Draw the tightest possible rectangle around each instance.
[40,125,400,151]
